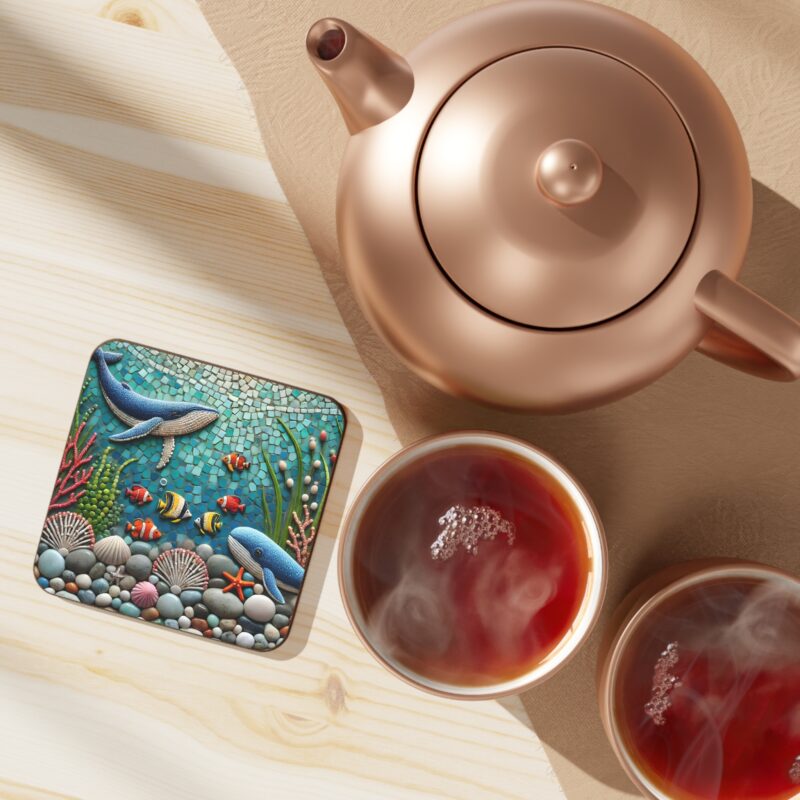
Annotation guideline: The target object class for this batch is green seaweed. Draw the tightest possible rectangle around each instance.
[75,447,138,537]
[260,417,338,561]
[277,417,305,526]
[260,444,284,547]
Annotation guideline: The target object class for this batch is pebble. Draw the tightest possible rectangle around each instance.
[108,585,121,598]
[236,632,255,649]
[45,587,55,594]
[156,594,184,620]
[130,541,152,557]
[56,590,79,602]
[207,578,226,590]
[65,582,78,594]
[203,629,214,638]
[279,626,289,637]
[275,602,293,617]
[119,602,140,617]
[95,593,112,608]
[111,598,122,609]
[62,570,76,582]
[253,584,264,595]
[202,588,244,619]
[271,613,290,629]
[267,642,276,650]
[89,562,106,580]
[244,594,276,623]
[234,624,242,635]
[178,615,191,629]
[191,618,208,632]
[119,590,131,602]
[212,627,222,638]
[237,615,263,636]
[36,577,48,589]
[195,543,214,561]
[207,554,236,579]
[75,574,92,590]
[264,623,280,643]
[254,633,268,650]
[91,578,109,595]
[120,575,137,591]
[219,619,237,632]
[165,619,179,629]
[179,590,203,606]
[38,550,65,579]
[243,587,254,599]
[125,554,152,581]
[65,549,96,574]
[156,581,170,596]
[184,606,194,619]
[193,603,209,620]
[37,541,49,555]
[159,541,173,553]
[141,607,160,621]
[148,574,159,584]
[148,547,160,561]
[49,577,65,592]
[178,537,195,551]
[220,631,236,644]
[206,613,219,628]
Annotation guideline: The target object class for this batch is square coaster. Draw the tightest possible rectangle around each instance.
[34,339,346,652]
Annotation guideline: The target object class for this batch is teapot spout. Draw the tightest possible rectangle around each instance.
[306,19,414,134]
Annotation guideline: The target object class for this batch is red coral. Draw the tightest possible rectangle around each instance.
[49,421,96,512]
[287,504,317,568]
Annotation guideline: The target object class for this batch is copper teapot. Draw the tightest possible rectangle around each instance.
[307,0,800,412]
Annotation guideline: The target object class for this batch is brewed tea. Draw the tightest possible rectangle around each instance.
[614,576,800,800]
[351,444,591,687]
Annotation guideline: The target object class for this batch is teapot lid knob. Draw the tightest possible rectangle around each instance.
[536,139,603,206]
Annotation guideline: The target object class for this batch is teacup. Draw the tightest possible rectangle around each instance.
[598,560,800,800]
[339,431,607,699]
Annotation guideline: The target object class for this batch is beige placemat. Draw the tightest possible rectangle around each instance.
[197,1,800,796]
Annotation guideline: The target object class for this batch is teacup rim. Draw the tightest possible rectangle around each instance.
[338,429,608,700]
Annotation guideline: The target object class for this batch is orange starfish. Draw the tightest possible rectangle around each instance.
[221,567,255,602]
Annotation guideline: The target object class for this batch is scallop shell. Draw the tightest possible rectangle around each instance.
[153,548,208,593]
[131,580,158,609]
[93,534,131,566]
[41,512,95,556]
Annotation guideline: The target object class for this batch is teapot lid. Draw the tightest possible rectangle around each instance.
[417,47,698,329]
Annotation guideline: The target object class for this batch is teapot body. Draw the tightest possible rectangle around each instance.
[323,0,754,411]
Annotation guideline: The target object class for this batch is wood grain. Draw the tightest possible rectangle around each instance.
[194,1,800,798]
[0,0,563,797]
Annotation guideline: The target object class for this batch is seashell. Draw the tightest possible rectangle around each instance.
[131,581,158,609]
[153,548,209,594]
[93,534,131,566]
[41,512,95,556]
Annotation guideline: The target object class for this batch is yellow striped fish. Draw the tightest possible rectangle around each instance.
[157,490,191,524]
[194,511,222,536]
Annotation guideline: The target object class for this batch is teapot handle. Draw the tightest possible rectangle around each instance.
[694,271,800,381]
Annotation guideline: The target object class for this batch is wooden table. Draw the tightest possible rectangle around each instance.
[0,1,564,797]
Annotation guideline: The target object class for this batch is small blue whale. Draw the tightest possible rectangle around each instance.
[93,347,219,469]
[228,527,305,604]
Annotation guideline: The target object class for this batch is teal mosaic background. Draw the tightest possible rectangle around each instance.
[74,339,344,556]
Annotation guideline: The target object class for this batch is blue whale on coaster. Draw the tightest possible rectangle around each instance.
[93,347,219,469]
[228,527,305,604]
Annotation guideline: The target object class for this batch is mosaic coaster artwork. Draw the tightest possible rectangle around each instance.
[33,340,346,652]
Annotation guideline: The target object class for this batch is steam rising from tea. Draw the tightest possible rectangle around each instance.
[351,446,590,687]
[615,576,800,800]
